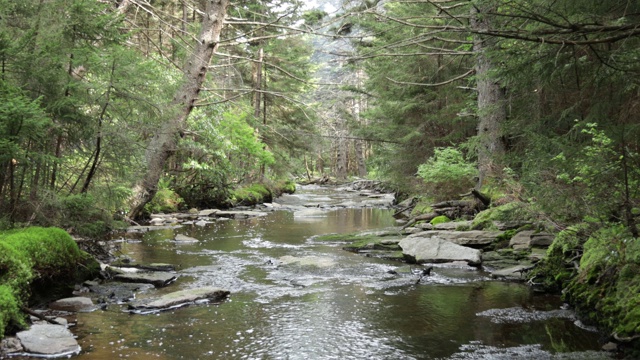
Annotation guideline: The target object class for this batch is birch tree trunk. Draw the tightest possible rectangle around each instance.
[471,3,506,188]
[128,0,229,219]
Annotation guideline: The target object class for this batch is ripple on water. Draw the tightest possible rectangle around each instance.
[232,300,417,360]
[446,343,612,360]
[476,306,576,324]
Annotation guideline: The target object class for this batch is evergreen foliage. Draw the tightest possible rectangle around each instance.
[417,147,477,201]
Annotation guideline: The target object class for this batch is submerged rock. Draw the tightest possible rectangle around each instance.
[128,287,229,313]
[399,237,482,266]
[16,324,80,357]
[89,282,155,304]
[175,234,199,243]
[279,255,336,268]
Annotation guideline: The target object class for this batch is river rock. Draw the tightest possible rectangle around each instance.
[49,297,95,312]
[128,287,230,312]
[16,324,80,357]
[214,210,268,219]
[490,264,534,281]
[407,230,503,247]
[509,231,555,249]
[113,272,177,287]
[1,337,23,354]
[199,209,218,216]
[433,221,472,231]
[89,282,155,303]
[399,237,482,266]
[175,234,199,243]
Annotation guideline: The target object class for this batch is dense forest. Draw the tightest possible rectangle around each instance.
[1,0,640,353]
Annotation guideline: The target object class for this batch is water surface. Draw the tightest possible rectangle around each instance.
[72,185,608,359]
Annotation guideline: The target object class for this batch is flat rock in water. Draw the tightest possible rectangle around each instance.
[490,264,533,281]
[49,296,95,312]
[399,237,482,266]
[127,225,182,233]
[198,209,219,216]
[113,272,177,287]
[215,210,268,219]
[407,230,503,247]
[129,287,229,312]
[16,324,80,357]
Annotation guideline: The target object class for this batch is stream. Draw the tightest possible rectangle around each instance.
[70,185,609,359]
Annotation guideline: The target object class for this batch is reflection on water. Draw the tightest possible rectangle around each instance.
[71,186,608,360]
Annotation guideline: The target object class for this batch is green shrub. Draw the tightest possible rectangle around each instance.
[145,187,184,214]
[36,193,122,237]
[417,147,477,201]
[145,177,185,214]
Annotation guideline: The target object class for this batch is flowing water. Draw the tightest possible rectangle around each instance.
[70,185,609,359]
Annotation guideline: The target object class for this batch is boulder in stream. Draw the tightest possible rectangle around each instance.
[15,324,80,357]
[128,287,230,314]
[49,296,96,312]
[399,237,482,266]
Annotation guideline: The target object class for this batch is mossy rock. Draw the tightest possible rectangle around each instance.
[430,215,450,226]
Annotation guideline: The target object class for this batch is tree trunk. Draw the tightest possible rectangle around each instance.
[335,132,348,180]
[128,0,229,219]
[470,3,506,188]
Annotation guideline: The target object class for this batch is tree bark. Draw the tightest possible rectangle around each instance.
[470,3,506,188]
[128,0,229,219]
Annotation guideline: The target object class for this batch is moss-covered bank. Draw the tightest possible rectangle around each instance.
[530,223,640,355]
[229,180,296,207]
[0,227,100,335]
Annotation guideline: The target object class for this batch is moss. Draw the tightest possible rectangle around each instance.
[280,180,296,194]
[314,233,362,242]
[430,215,450,226]
[471,202,528,230]
[230,184,273,206]
[0,285,25,336]
[455,223,471,231]
[560,224,640,344]
[0,227,97,335]
[410,198,433,217]
[528,224,591,293]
